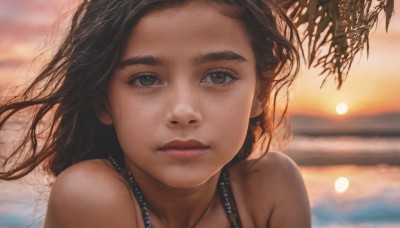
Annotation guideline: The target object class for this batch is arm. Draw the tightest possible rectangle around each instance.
[250,151,311,228]
[44,160,139,228]
[267,152,311,228]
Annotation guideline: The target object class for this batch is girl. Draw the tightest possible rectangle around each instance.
[1,0,311,227]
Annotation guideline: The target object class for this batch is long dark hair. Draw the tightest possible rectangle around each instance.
[0,0,300,180]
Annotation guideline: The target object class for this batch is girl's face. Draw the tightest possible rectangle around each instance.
[99,2,262,188]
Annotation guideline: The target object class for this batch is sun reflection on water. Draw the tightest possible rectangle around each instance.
[300,165,400,227]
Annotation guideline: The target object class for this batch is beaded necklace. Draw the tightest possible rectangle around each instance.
[108,153,242,228]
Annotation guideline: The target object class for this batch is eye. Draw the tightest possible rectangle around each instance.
[131,73,162,87]
[202,70,238,86]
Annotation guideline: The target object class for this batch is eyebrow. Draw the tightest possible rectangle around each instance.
[119,55,164,69]
[118,51,247,69]
[194,51,248,64]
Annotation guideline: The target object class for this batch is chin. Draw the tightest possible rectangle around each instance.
[158,168,219,189]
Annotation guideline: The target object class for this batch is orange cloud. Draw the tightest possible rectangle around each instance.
[0,0,65,86]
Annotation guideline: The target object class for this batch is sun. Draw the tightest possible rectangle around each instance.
[334,177,350,193]
[336,102,348,115]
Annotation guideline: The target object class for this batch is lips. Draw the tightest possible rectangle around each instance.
[158,139,209,159]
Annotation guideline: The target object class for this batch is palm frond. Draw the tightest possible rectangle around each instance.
[282,0,395,88]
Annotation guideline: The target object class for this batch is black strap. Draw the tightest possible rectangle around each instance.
[108,154,152,227]
[218,169,242,228]
[108,153,242,228]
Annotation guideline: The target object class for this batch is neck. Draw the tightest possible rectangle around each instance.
[126,164,221,227]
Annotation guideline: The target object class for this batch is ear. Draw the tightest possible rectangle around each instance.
[250,97,263,118]
[95,104,114,125]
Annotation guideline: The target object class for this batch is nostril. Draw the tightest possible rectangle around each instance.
[170,119,197,126]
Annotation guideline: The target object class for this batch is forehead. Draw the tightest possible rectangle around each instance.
[120,2,255,63]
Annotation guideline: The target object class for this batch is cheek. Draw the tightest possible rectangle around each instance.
[113,108,161,160]
[205,90,254,150]
[108,92,163,151]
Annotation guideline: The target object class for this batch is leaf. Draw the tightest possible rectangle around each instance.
[385,0,394,31]
[283,0,395,89]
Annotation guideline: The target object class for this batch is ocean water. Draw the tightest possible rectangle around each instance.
[1,120,400,227]
[302,165,400,228]
[288,134,400,227]
[0,174,49,228]
[287,114,400,227]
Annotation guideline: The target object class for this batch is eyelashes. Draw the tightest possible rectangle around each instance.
[130,72,163,87]
[129,69,239,91]
[201,69,239,87]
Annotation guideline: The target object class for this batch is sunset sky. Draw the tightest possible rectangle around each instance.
[1,0,399,117]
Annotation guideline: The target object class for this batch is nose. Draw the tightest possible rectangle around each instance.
[165,86,202,128]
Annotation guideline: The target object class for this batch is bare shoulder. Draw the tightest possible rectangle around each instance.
[232,151,311,228]
[44,159,139,228]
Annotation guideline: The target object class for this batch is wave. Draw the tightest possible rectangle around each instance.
[313,189,400,226]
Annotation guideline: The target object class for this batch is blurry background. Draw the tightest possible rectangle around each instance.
[286,2,400,227]
[1,1,399,227]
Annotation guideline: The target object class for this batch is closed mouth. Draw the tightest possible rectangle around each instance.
[159,139,209,150]
[158,139,209,159]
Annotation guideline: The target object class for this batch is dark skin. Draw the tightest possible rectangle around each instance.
[44,3,311,228]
